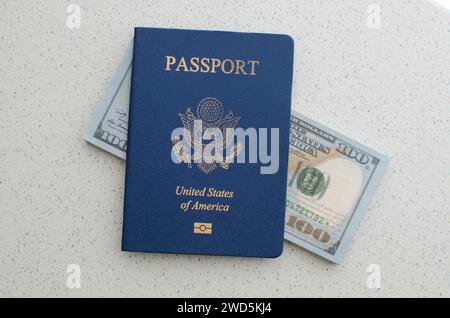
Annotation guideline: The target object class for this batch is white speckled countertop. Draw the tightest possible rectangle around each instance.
[0,0,449,298]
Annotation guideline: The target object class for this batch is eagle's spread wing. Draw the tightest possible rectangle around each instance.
[217,117,241,130]
[216,117,241,148]
[179,113,202,148]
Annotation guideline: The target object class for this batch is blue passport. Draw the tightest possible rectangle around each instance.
[122,27,295,258]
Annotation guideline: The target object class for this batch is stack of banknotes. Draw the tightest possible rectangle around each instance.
[84,45,389,264]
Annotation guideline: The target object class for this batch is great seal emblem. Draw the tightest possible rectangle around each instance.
[172,97,242,174]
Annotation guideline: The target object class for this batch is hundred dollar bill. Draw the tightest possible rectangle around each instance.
[285,111,389,263]
[83,45,132,159]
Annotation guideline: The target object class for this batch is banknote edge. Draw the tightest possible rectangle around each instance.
[82,42,133,160]
[332,155,390,263]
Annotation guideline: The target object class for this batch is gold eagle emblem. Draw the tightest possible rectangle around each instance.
[172,97,242,174]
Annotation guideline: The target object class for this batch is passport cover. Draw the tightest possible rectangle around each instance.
[122,27,294,258]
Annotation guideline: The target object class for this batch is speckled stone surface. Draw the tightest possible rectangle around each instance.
[0,0,449,298]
